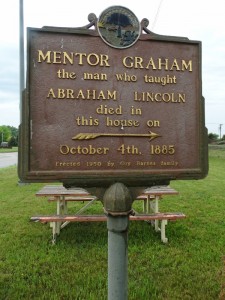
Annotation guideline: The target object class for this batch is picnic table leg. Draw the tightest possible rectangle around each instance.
[149,195,159,230]
[160,220,168,243]
[146,195,150,213]
[63,198,68,214]
[150,196,154,213]
[154,196,160,231]
[50,195,64,243]
[50,222,58,244]
[143,198,147,213]
[150,196,156,215]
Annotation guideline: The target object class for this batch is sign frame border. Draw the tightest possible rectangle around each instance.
[18,18,208,187]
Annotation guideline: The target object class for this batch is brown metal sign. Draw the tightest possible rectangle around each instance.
[19,7,208,187]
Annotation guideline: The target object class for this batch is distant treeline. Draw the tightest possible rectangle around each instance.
[0,125,18,147]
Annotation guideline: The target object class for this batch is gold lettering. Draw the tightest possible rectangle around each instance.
[182,60,192,71]
[134,57,144,69]
[115,73,137,82]
[77,90,85,99]
[53,51,62,64]
[37,51,110,66]
[86,90,96,99]
[38,50,51,63]
[158,58,169,70]
[62,52,74,65]
[117,144,141,155]
[75,116,99,126]
[96,105,122,115]
[145,57,157,70]
[162,93,171,102]
[55,161,81,167]
[130,106,142,115]
[46,89,117,100]
[122,55,193,72]
[136,161,156,166]
[57,69,76,79]
[47,88,56,98]
[122,56,133,68]
[106,117,139,127]
[170,59,180,71]
[155,93,162,102]
[178,94,185,102]
[99,54,110,66]
[58,89,66,98]
[107,90,117,100]
[134,91,186,103]
[147,120,160,127]
[75,53,86,65]
[144,75,177,85]
[66,89,74,99]
[161,160,178,166]
[83,72,107,81]
[98,90,106,99]
[60,145,109,155]
[87,53,100,66]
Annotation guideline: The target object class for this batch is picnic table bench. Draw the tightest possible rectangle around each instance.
[31,185,185,244]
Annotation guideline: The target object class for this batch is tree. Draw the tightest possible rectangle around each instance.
[7,126,19,146]
[0,125,19,146]
[7,126,18,138]
[8,136,17,147]
[0,125,11,143]
[208,132,219,142]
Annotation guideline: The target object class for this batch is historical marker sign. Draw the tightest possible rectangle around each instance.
[19,6,208,187]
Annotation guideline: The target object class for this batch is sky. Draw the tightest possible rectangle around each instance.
[0,0,224,136]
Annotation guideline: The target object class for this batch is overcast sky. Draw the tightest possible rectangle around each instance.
[1,0,224,136]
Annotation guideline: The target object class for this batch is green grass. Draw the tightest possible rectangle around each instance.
[0,147,225,299]
[0,146,18,153]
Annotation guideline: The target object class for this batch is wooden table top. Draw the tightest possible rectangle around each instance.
[137,185,179,198]
[36,185,91,197]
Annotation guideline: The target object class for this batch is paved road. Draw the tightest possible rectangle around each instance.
[0,152,18,168]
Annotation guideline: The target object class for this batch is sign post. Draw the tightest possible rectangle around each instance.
[103,182,133,300]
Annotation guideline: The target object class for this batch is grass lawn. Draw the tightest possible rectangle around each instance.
[0,146,225,299]
[0,146,18,153]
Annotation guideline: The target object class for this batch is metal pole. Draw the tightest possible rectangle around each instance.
[107,214,129,300]
[219,124,223,139]
[103,183,133,300]
[19,0,25,122]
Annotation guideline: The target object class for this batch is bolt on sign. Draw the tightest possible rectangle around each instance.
[18,6,208,188]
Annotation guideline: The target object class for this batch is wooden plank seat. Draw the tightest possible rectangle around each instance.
[31,212,186,244]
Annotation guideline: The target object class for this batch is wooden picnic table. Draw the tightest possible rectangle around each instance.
[32,185,185,244]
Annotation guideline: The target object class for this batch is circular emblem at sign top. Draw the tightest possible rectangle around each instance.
[97,6,141,49]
